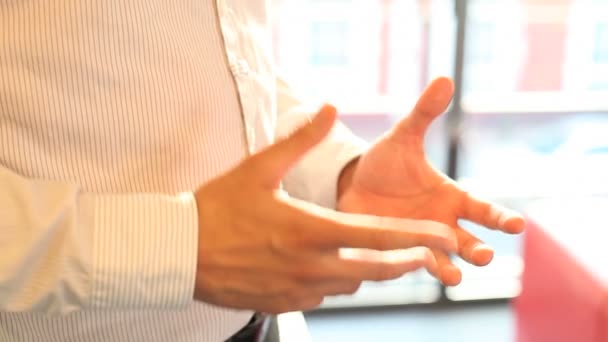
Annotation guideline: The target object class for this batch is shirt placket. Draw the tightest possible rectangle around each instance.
[216,0,258,155]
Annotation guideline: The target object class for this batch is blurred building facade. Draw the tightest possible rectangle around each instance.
[272,0,608,113]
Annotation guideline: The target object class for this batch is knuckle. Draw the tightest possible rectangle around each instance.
[268,279,298,297]
[311,296,324,308]
[331,281,362,296]
[289,295,314,312]
[297,296,323,311]
[269,233,289,254]
[289,230,316,250]
[345,282,362,295]
[374,264,400,281]
[293,263,324,281]
[421,247,434,264]
[481,202,494,218]
[373,230,392,250]
[277,289,324,312]
[270,229,316,255]
[270,298,294,314]
[267,306,286,315]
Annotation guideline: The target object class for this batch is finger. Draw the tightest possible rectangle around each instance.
[260,295,324,315]
[204,290,287,314]
[309,210,458,252]
[331,247,437,282]
[432,249,462,286]
[454,225,494,266]
[390,77,454,139]
[462,193,526,234]
[273,295,325,314]
[246,104,337,187]
[309,280,362,297]
[292,296,325,313]
[217,290,325,315]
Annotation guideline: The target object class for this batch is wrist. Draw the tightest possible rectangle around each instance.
[336,157,359,203]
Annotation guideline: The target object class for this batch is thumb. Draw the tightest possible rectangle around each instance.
[246,104,338,187]
[390,77,454,140]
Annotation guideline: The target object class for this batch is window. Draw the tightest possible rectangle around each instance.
[273,0,429,115]
[453,0,608,301]
[564,0,608,92]
[462,0,525,96]
[467,22,495,64]
[594,22,608,63]
[309,21,349,66]
[273,0,608,309]
[273,0,455,308]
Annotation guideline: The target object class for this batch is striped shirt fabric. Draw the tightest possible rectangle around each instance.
[0,0,365,341]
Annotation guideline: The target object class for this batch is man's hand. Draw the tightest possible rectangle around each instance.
[337,77,526,286]
[193,105,458,314]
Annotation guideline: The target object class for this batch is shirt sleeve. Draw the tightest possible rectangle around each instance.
[275,77,369,209]
[0,165,199,314]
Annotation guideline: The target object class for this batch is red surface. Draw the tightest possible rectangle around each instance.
[519,23,568,91]
[515,219,608,342]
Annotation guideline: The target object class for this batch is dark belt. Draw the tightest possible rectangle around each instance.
[225,313,271,342]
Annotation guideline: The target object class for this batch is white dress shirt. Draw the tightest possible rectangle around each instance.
[0,0,365,341]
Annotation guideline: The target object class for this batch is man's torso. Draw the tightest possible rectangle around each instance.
[0,0,273,340]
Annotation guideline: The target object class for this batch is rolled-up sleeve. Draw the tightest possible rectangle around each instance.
[275,77,368,209]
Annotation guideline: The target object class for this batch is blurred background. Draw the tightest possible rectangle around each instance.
[269,0,608,341]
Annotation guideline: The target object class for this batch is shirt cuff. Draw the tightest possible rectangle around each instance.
[81,192,199,309]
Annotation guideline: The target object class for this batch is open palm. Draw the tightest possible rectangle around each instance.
[337,78,525,286]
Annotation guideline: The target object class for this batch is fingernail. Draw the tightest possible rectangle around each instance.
[473,244,493,252]
[320,104,337,114]
[471,244,494,266]
[440,265,462,286]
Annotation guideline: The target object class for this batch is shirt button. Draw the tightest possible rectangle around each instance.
[230,59,250,78]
